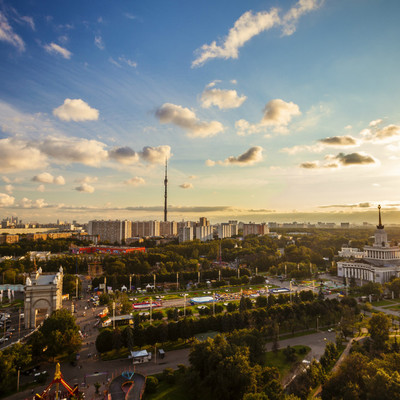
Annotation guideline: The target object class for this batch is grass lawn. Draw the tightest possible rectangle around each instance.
[264,345,311,377]
[194,330,219,341]
[143,375,187,400]
[384,304,400,311]
[372,300,395,307]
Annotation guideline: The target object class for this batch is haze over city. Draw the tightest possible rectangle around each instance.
[1,0,400,224]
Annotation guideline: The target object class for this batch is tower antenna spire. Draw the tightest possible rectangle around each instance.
[377,204,384,229]
[164,158,168,222]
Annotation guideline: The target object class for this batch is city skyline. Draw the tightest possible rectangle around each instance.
[1,0,400,223]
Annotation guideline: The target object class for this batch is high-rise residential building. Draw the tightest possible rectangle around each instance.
[88,220,131,243]
[160,221,178,236]
[132,220,160,237]
[178,226,193,243]
[243,222,269,237]
[195,225,213,242]
[218,222,238,239]
[198,217,210,227]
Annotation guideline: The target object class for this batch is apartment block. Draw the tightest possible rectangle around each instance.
[243,223,269,237]
[88,220,132,243]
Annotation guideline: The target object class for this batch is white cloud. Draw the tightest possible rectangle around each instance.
[18,197,47,208]
[192,0,321,67]
[75,183,95,193]
[155,103,224,138]
[5,184,13,194]
[369,119,383,127]
[236,99,301,135]
[53,98,99,122]
[200,88,247,109]
[44,42,72,59]
[37,184,45,192]
[124,177,146,186]
[139,146,171,164]
[0,193,15,207]
[32,172,65,185]
[207,146,263,166]
[19,16,35,30]
[109,147,139,165]
[37,135,108,166]
[118,56,137,68]
[94,35,104,50]
[0,12,25,51]
[188,175,197,179]
[281,0,322,36]
[75,176,98,184]
[180,183,193,189]
[282,135,359,155]
[261,99,301,128]
[0,137,48,172]
[300,152,377,169]
[192,8,280,67]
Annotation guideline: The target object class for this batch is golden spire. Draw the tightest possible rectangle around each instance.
[377,205,384,229]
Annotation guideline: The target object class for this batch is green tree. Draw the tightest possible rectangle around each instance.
[369,312,391,352]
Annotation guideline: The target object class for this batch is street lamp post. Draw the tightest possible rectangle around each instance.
[184,294,187,317]
[112,302,116,330]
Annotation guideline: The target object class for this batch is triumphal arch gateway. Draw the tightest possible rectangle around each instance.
[24,267,63,329]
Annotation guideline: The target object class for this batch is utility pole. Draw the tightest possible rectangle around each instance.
[112,302,115,330]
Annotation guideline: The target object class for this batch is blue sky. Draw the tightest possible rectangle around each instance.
[1,0,400,224]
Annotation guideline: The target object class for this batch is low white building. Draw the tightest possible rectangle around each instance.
[337,206,400,284]
[338,247,365,258]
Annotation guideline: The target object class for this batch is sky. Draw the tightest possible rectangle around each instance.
[1,0,400,224]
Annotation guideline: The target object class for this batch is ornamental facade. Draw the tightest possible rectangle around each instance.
[337,206,400,284]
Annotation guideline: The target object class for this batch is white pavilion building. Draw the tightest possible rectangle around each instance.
[337,206,400,284]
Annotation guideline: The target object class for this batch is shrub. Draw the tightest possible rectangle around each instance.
[145,376,159,394]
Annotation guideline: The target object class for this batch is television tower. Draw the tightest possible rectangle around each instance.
[164,158,168,222]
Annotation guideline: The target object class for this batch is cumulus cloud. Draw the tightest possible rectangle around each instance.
[75,183,95,193]
[19,197,48,208]
[155,103,224,138]
[261,99,301,128]
[319,135,358,146]
[94,35,104,50]
[300,152,376,169]
[207,146,263,166]
[334,152,376,166]
[237,99,301,135]
[0,12,25,51]
[369,119,383,127]
[37,184,45,192]
[53,99,99,122]
[44,42,72,59]
[109,145,171,165]
[139,146,171,164]
[0,137,48,172]
[299,161,319,169]
[282,135,358,155]
[0,193,15,207]
[32,172,65,185]
[179,183,193,189]
[109,147,139,165]
[124,176,145,186]
[37,135,108,166]
[200,88,247,109]
[192,0,320,67]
